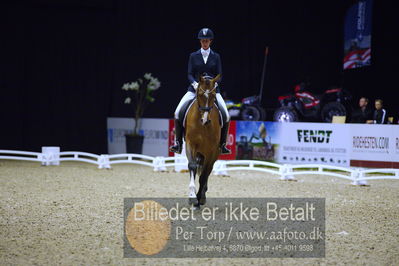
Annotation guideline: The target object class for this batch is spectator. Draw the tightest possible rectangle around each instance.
[367,99,387,124]
[351,97,373,123]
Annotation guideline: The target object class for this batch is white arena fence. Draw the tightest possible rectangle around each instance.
[1,149,399,186]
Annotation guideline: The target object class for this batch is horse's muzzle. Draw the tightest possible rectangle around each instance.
[201,118,211,125]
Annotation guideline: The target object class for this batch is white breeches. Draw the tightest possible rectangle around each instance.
[174,91,195,119]
[174,92,230,122]
[216,93,230,121]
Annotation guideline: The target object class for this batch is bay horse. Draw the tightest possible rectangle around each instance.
[185,74,221,207]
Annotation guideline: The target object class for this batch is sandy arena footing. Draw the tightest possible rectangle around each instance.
[0,161,398,265]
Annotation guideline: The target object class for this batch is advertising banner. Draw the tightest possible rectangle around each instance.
[278,123,350,167]
[168,119,175,157]
[350,124,399,168]
[235,121,281,162]
[219,120,237,160]
[108,117,399,169]
[107,118,169,156]
[343,0,373,70]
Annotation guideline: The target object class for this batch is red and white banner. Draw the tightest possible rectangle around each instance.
[343,48,371,69]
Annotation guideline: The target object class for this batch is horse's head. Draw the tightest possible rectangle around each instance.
[196,74,221,125]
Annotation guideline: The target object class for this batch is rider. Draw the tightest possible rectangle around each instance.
[170,27,231,155]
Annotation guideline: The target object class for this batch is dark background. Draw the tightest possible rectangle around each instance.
[1,0,396,154]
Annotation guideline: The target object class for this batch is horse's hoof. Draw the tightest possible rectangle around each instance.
[188,197,198,206]
[199,198,206,205]
[191,204,201,211]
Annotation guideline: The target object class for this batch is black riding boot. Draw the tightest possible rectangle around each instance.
[220,121,231,154]
[170,119,183,154]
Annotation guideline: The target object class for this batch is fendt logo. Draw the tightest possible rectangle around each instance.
[297,130,333,143]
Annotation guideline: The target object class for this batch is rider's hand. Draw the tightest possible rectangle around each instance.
[192,81,199,89]
[214,82,219,88]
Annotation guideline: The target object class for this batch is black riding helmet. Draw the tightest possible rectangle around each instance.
[198,28,214,39]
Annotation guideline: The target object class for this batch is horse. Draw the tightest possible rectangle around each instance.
[184,74,222,208]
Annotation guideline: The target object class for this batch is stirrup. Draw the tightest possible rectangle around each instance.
[220,144,231,155]
[170,142,182,154]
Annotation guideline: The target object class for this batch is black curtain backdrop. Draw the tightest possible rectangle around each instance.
[1,1,396,154]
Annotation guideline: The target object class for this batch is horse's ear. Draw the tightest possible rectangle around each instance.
[213,74,221,83]
[198,75,203,83]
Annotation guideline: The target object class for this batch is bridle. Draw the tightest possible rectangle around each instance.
[196,80,217,125]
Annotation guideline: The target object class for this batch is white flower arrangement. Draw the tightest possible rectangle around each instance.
[122,73,161,136]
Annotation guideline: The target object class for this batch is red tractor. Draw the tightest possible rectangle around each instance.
[273,84,352,123]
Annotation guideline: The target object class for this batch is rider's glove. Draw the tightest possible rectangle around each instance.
[192,81,199,89]
[214,82,219,89]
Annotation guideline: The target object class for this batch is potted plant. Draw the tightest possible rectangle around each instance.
[122,73,161,153]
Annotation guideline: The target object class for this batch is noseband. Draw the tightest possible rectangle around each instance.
[198,106,213,112]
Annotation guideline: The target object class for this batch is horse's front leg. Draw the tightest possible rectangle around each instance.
[186,147,198,206]
[197,165,212,205]
[188,161,198,205]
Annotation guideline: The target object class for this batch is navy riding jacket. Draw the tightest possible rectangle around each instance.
[187,49,222,93]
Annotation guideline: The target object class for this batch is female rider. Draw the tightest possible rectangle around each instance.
[170,28,231,154]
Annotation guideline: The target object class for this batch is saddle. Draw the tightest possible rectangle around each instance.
[179,99,224,128]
